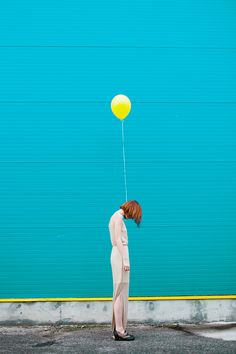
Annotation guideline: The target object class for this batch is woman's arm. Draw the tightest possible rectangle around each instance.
[114,217,130,267]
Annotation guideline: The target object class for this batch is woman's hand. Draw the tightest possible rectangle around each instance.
[124,265,130,272]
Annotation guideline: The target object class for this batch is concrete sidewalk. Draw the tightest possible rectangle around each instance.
[0,322,235,354]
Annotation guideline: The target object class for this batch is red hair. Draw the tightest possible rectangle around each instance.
[120,200,142,227]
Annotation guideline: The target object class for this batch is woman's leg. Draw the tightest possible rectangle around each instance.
[114,291,124,333]
[113,282,129,334]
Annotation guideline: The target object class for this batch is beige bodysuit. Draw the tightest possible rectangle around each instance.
[109,209,130,332]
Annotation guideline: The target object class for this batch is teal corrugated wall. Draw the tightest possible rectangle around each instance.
[0,0,235,298]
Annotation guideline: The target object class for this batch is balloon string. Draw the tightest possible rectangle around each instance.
[121,120,128,202]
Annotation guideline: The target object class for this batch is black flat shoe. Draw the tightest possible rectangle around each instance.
[113,328,135,341]
[112,329,128,339]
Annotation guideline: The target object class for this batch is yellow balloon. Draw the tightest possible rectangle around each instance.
[111,94,131,120]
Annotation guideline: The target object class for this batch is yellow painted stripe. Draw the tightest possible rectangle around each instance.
[0,295,236,302]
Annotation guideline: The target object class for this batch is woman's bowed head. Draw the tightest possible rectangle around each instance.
[120,200,142,227]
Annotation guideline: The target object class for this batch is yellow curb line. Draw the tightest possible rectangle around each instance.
[0,295,236,302]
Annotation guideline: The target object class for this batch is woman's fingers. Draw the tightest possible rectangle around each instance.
[124,266,130,271]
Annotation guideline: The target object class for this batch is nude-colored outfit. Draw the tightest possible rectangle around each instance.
[109,209,130,332]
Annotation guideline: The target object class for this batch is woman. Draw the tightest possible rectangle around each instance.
[108,200,142,341]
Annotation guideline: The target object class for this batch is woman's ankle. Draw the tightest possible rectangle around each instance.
[116,328,125,334]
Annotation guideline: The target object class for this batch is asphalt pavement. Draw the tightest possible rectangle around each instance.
[0,322,235,354]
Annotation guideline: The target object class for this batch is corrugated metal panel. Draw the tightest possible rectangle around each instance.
[0,0,235,47]
[0,0,235,298]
